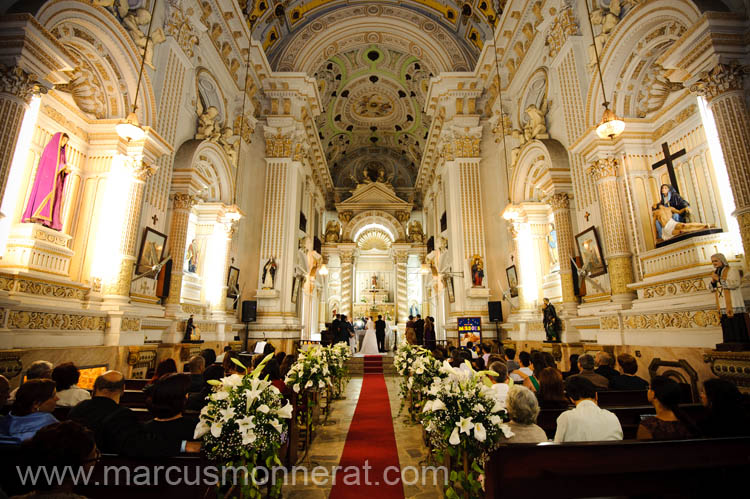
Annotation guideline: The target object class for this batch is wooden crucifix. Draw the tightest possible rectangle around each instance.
[651,142,686,193]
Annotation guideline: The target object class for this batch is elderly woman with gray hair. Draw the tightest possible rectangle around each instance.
[503,385,549,443]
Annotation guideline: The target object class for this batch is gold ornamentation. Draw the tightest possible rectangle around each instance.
[704,351,750,387]
[690,63,747,102]
[7,311,107,331]
[0,274,88,300]
[587,157,619,181]
[0,64,46,104]
[545,6,579,59]
[549,192,570,210]
[171,192,198,211]
[600,316,620,329]
[121,317,141,332]
[737,211,750,270]
[395,211,410,223]
[181,303,206,316]
[642,278,707,299]
[40,105,89,141]
[0,352,22,379]
[621,310,720,329]
[165,5,200,58]
[338,211,353,223]
[607,256,635,295]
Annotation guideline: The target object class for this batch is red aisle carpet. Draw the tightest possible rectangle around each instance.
[329,356,404,498]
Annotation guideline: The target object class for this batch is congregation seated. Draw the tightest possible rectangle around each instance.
[518,352,545,392]
[561,353,579,379]
[505,348,520,373]
[502,385,548,443]
[609,353,649,390]
[185,355,205,394]
[567,354,609,391]
[275,351,286,366]
[470,356,485,371]
[537,367,571,410]
[637,376,697,440]
[143,374,198,443]
[554,376,622,442]
[51,362,91,407]
[481,343,492,365]
[698,378,750,437]
[14,421,98,499]
[9,361,53,403]
[261,359,289,398]
[185,364,224,412]
[214,345,232,364]
[488,361,509,405]
[510,351,533,383]
[593,351,620,383]
[223,351,247,375]
[542,351,557,370]
[200,348,217,367]
[280,355,296,379]
[0,379,58,443]
[147,359,177,387]
[68,370,199,457]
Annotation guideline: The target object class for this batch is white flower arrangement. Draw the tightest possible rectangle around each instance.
[194,354,291,499]
[420,361,512,498]
[284,345,333,395]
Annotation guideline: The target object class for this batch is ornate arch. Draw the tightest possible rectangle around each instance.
[37,0,157,126]
[341,210,407,242]
[172,139,234,204]
[584,0,701,129]
[510,139,572,204]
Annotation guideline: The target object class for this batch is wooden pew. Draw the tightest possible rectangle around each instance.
[120,389,148,408]
[125,379,149,390]
[596,389,648,407]
[536,404,707,440]
[484,437,750,499]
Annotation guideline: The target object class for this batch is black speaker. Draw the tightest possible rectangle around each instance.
[241,300,257,323]
[488,301,503,323]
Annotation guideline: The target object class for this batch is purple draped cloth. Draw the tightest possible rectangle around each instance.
[22,132,68,231]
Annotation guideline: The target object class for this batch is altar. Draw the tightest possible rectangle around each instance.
[353,302,396,321]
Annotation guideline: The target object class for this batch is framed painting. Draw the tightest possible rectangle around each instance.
[136,227,167,275]
[575,226,607,277]
[457,317,481,347]
[505,265,519,298]
[226,266,240,297]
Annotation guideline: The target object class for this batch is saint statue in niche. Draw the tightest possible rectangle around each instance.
[262,258,277,289]
[710,253,750,349]
[371,274,378,288]
[23,132,71,231]
[186,239,198,273]
[547,223,559,271]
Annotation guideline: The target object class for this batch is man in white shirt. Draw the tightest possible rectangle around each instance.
[510,351,533,383]
[554,376,623,442]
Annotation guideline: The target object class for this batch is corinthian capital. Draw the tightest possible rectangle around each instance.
[549,192,570,210]
[689,63,748,101]
[0,64,46,103]
[171,192,198,210]
[263,124,305,159]
[587,157,619,181]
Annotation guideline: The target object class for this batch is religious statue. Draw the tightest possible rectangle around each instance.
[195,105,220,141]
[371,274,378,288]
[408,220,424,243]
[262,258,277,289]
[547,223,559,270]
[709,253,750,349]
[654,184,689,239]
[361,167,373,184]
[588,0,622,70]
[510,128,527,166]
[470,254,485,287]
[185,239,198,273]
[92,0,129,18]
[339,211,353,223]
[22,132,71,231]
[542,298,561,342]
[376,168,387,183]
[183,314,195,342]
[651,203,711,242]
[218,127,238,166]
[123,8,165,70]
[324,220,341,243]
[523,99,549,141]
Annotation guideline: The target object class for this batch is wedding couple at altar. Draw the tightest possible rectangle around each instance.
[359,315,391,355]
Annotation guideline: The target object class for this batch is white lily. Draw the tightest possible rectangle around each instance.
[457,416,474,435]
[499,424,515,439]
[430,398,446,411]
[305,380,313,389]
[219,407,235,421]
[220,374,244,389]
[473,422,487,442]
[210,421,223,438]
[257,404,270,414]
[270,418,283,433]
[194,420,210,439]
[242,431,257,445]
[293,383,300,393]
[236,415,255,433]
[211,391,229,401]
[277,401,293,419]
[449,427,461,445]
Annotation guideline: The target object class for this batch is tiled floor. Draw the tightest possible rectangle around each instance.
[281,375,445,498]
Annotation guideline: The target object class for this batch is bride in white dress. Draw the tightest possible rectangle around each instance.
[360,316,379,355]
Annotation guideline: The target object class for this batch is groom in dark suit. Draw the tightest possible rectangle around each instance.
[375,315,386,353]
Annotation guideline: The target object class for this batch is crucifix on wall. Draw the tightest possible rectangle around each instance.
[651,142,686,193]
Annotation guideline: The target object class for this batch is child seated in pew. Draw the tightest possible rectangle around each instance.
[637,376,698,440]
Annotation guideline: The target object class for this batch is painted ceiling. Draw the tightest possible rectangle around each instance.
[241,1,502,195]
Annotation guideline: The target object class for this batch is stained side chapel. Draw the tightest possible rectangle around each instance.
[0,0,747,396]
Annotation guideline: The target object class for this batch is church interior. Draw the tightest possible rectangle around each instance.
[0,0,749,496]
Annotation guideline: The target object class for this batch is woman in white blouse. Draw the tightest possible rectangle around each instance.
[51,362,91,407]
